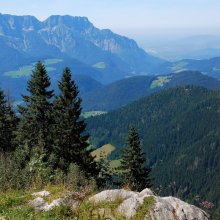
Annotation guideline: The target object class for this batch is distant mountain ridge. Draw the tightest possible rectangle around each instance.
[82,71,220,111]
[0,13,220,102]
[0,13,169,83]
[172,57,220,80]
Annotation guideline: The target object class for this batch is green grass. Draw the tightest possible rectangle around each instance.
[82,111,107,119]
[132,196,155,220]
[109,159,121,169]
[4,65,34,78]
[150,76,171,89]
[212,67,220,72]
[1,204,74,220]
[91,144,115,161]
[92,62,106,69]
[0,191,33,219]
[4,58,63,78]
[75,198,125,220]
[0,187,155,220]
[44,59,63,66]
[0,186,76,220]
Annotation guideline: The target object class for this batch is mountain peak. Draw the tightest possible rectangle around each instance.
[0,13,41,35]
[44,15,93,29]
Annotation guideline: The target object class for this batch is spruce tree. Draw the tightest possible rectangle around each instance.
[120,125,152,191]
[53,67,98,176]
[16,62,54,156]
[0,89,17,152]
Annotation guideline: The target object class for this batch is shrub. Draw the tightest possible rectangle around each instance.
[0,153,30,191]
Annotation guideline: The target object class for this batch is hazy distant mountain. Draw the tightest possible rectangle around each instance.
[144,35,220,61]
[82,71,220,111]
[0,13,169,83]
[1,12,220,102]
[172,57,220,80]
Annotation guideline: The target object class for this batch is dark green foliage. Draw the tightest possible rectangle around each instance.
[0,63,102,190]
[214,207,220,220]
[86,86,220,210]
[0,89,17,152]
[83,76,155,111]
[120,126,152,191]
[0,152,31,190]
[16,61,54,156]
[53,68,99,176]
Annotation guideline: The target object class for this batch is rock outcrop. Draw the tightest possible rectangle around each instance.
[29,190,79,211]
[29,188,209,220]
[89,188,209,220]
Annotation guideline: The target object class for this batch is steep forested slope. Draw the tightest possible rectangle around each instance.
[86,86,220,208]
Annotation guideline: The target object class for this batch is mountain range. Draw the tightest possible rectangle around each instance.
[0,13,220,110]
[0,13,169,84]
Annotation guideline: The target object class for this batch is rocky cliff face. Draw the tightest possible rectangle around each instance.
[28,188,209,220]
[0,13,169,82]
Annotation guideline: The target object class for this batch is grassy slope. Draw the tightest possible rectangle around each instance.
[82,111,107,119]
[4,59,63,78]
[91,144,115,161]
[0,186,155,220]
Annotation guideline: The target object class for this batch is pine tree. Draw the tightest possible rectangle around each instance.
[53,68,98,176]
[16,61,54,156]
[120,125,152,191]
[0,89,17,152]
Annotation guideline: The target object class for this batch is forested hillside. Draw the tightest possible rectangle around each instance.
[83,71,220,111]
[86,86,220,209]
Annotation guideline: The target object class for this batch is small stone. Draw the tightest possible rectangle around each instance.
[32,191,50,197]
[29,197,46,210]
[44,198,64,211]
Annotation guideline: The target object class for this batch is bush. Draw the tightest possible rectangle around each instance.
[64,163,97,193]
[0,153,30,191]
[0,154,98,194]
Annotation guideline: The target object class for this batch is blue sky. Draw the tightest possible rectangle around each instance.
[0,0,220,37]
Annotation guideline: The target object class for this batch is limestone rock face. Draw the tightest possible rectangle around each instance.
[149,196,209,220]
[89,189,139,203]
[89,188,209,220]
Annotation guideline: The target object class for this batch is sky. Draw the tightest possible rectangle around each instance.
[1,0,220,38]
